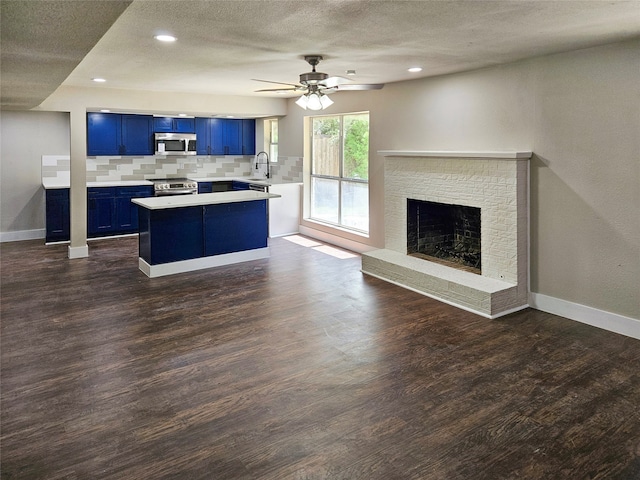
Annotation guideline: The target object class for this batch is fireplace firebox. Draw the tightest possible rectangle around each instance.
[407,199,481,273]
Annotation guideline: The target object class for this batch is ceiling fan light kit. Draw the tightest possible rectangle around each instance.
[254,55,384,110]
[296,91,334,110]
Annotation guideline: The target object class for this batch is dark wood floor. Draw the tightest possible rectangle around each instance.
[1,236,639,480]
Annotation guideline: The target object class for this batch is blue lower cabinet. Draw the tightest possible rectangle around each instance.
[232,181,250,191]
[139,206,204,265]
[197,182,213,194]
[137,199,268,267]
[204,200,267,256]
[45,189,70,242]
[87,187,117,237]
[45,185,153,243]
[87,185,153,237]
[115,186,153,233]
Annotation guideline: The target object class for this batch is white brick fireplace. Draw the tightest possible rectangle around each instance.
[361,151,531,318]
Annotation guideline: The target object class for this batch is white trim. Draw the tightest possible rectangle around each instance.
[530,292,640,340]
[87,233,138,242]
[269,231,300,238]
[0,229,46,243]
[299,224,376,254]
[378,150,532,159]
[68,244,89,259]
[362,269,529,320]
[139,247,270,278]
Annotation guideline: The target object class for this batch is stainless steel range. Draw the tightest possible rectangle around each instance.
[150,178,198,196]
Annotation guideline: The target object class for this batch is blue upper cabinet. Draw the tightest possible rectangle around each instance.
[210,118,224,155]
[223,119,242,155]
[87,113,121,156]
[195,117,210,155]
[242,119,256,155]
[121,114,154,155]
[194,117,255,156]
[87,112,153,156]
[153,116,195,133]
[195,117,224,155]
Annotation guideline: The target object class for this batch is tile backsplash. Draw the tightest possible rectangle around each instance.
[41,155,70,180]
[43,155,303,184]
[87,155,252,181]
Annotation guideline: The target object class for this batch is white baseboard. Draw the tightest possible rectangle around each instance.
[298,225,377,254]
[68,244,89,259]
[139,247,270,278]
[0,229,45,243]
[529,292,640,340]
[269,230,300,238]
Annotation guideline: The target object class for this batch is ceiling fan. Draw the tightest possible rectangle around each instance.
[253,55,384,110]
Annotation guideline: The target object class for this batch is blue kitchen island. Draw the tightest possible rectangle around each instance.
[132,190,280,278]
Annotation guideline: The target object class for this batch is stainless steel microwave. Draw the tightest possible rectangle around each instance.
[155,133,197,156]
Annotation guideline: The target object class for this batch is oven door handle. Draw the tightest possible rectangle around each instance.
[155,189,197,196]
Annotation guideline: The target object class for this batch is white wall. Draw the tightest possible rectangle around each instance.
[279,39,640,319]
[530,41,639,320]
[0,111,70,237]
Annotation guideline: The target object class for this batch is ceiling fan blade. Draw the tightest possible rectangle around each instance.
[255,87,299,92]
[323,76,351,88]
[252,78,301,88]
[318,86,339,94]
[336,83,385,91]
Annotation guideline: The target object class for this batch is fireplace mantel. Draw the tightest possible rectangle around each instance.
[378,150,532,159]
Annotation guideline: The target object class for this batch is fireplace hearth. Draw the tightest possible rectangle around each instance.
[407,199,481,273]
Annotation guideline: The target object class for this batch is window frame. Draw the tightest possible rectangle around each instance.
[267,118,278,163]
[309,112,369,234]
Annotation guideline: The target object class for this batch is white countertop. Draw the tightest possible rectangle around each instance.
[132,190,281,210]
[42,177,271,189]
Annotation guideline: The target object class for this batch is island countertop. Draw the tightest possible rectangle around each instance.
[131,190,281,210]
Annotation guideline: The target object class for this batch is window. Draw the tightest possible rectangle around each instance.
[266,118,278,163]
[310,113,369,233]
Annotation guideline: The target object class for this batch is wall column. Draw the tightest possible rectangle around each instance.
[68,107,88,259]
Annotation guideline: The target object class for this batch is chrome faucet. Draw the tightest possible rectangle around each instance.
[255,151,270,179]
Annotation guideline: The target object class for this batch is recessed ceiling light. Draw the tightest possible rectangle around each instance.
[178,113,187,117]
[408,67,423,73]
[100,109,110,112]
[154,34,176,42]
[346,70,356,76]
[92,77,106,83]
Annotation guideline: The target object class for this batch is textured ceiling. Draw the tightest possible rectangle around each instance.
[2,0,640,110]
[0,0,132,109]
